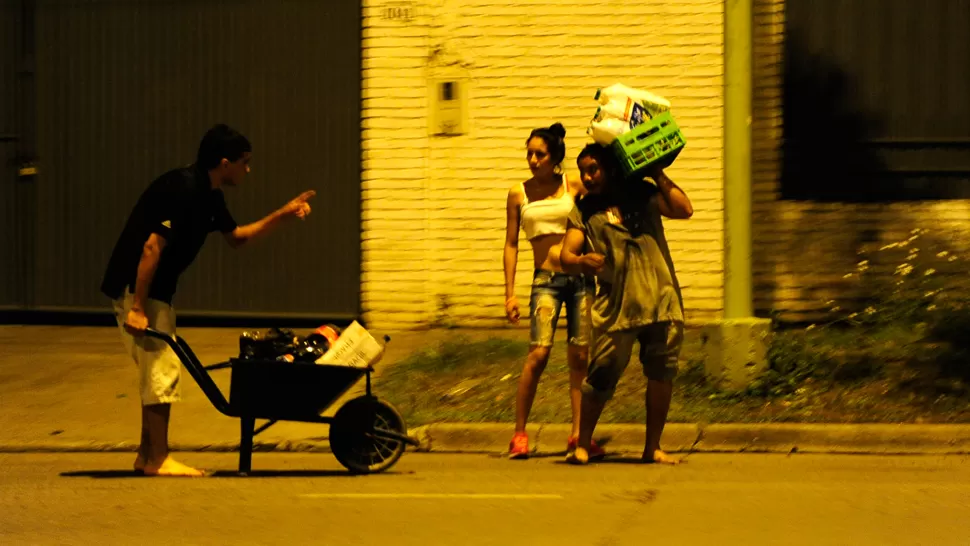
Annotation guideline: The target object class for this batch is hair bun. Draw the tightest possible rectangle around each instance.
[548,123,566,140]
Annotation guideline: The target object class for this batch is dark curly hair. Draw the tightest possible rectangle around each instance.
[577,142,622,183]
[526,122,567,167]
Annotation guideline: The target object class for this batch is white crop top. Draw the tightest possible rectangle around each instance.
[519,177,574,241]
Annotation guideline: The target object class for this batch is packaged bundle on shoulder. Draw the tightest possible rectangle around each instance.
[595,83,670,119]
[588,116,629,146]
[587,83,672,146]
[586,82,687,177]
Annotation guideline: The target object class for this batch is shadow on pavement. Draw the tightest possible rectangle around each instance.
[59,469,399,478]
[60,470,148,478]
[596,455,692,465]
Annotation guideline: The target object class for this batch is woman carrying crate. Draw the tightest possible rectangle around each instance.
[560,142,693,465]
[502,123,605,460]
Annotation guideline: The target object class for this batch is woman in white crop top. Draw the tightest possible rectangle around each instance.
[502,122,605,460]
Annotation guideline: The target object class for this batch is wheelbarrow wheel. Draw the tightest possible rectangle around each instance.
[330,396,407,474]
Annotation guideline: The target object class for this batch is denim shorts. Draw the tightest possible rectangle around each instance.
[529,269,594,348]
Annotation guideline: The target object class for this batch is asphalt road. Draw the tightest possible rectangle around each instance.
[2,452,969,545]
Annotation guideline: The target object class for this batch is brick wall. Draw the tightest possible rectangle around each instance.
[362,0,726,329]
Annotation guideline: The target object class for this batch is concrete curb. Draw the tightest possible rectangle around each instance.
[407,423,970,456]
[697,424,970,454]
[407,423,701,455]
[4,423,970,455]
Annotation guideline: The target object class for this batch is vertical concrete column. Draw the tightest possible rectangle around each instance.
[703,0,771,390]
[724,0,753,319]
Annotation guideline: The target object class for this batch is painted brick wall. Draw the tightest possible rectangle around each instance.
[362,0,726,329]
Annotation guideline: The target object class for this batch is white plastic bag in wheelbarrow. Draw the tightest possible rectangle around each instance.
[315,321,384,368]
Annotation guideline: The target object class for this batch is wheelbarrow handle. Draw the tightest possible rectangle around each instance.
[143,327,175,344]
[141,327,234,416]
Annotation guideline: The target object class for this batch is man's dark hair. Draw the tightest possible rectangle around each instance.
[196,124,252,170]
[577,142,622,182]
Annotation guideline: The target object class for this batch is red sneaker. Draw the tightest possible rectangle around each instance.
[567,436,606,460]
[509,432,529,459]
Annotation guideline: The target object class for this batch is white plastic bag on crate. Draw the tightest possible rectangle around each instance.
[597,98,635,122]
[315,321,384,368]
[595,83,670,119]
[587,83,672,145]
[588,117,629,146]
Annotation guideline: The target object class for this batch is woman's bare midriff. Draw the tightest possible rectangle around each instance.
[530,233,566,273]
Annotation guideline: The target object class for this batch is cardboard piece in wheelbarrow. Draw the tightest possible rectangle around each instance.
[314,321,384,368]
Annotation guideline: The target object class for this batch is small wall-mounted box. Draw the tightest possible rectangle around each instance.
[429,79,467,136]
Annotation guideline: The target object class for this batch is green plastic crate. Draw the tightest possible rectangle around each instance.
[610,111,686,179]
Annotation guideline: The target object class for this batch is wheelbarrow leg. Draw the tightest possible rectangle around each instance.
[239,416,255,475]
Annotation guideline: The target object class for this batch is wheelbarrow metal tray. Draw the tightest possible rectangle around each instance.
[228,358,368,421]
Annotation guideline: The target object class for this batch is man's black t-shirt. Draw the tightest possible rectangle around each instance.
[100,165,238,304]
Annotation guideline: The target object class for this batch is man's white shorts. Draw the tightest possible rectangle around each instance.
[112,292,181,406]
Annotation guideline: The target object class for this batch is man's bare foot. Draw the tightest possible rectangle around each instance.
[566,446,589,465]
[642,449,680,465]
[142,456,207,477]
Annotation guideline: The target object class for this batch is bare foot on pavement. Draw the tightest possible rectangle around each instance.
[565,447,589,465]
[642,449,681,465]
[143,456,207,477]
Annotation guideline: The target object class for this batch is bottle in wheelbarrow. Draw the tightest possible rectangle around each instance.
[312,324,342,346]
[273,324,342,363]
[288,324,343,362]
[239,327,299,360]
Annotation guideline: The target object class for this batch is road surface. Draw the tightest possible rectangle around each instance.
[1,452,968,545]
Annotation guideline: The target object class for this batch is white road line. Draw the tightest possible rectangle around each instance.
[299,493,563,500]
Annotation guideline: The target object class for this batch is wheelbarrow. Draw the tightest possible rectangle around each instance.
[144,328,418,475]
